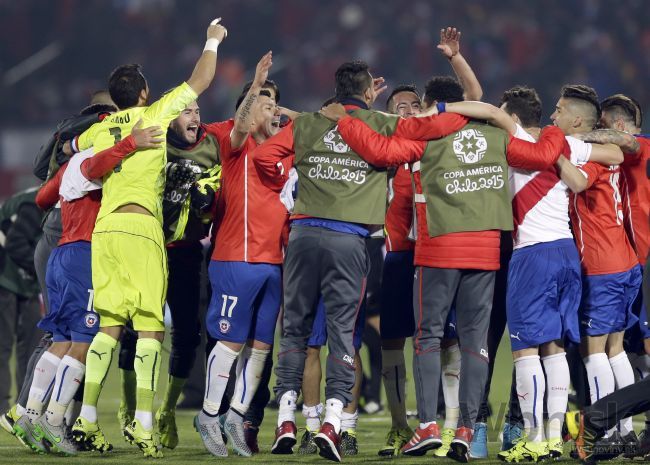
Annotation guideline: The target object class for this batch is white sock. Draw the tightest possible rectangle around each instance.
[26,351,61,421]
[609,352,635,435]
[302,403,323,432]
[542,353,569,440]
[381,349,408,429]
[230,347,270,415]
[278,390,298,426]
[64,399,82,427]
[341,409,358,432]
[79,405,97,423]
[514,355,545,443]
[199,342,239,423]
[46,355,85,426]
[323,398,344,433]
[16,404,26,416]
[583,353,616,436]
[441,344,461,430]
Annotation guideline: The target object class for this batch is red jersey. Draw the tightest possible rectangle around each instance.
[620,137,650,265]
[569,162,638,275]
[334,115,569,270]
[35,136,137,245]
[206,120,289,264]
[385,165,414,252]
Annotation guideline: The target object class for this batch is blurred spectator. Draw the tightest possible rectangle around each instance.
[0,0,648,129]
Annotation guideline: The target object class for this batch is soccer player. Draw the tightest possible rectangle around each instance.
[551,85,640,448]
[66,19,228,458]
[252,60,397,463]
[194,52,289,458]
[319,99,569,462]
[12,123,162,455]
[439,89,623,461]
[0,93,118,440]
[572,93,650,450]
[115,98,222,450]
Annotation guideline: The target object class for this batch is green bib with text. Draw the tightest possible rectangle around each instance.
[419,121,513,237]
[292,110,398,224]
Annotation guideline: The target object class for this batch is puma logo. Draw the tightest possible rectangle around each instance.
[510,332,521,341]
[581,319,593,328]
[517,392,528,400]
[135,354,150,363]
[444,371,460,380]
[90,350,107,360]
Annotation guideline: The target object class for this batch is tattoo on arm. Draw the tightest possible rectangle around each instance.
[236,93,258,127]
[579,129,640,154]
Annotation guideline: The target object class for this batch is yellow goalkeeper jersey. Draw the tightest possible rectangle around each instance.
[76,82,198,223]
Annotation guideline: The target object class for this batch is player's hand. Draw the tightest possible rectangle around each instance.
[62,140,73,156]
[131,119,164,149]
[253,51,273,88]
[373,77,388,98]
[166,160,202,191]
[189,182,215,214]
[319,103,347,122]
[207,18,228,42]
[437,27,460,59]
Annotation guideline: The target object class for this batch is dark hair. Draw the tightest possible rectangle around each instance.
[386,84,421,111]
[601,94,643,128]
[108,64,147,110]
[499,85,542,127]
[560,84,601,124]
[424,76,464,106]
[235,79,280,111]
[334,61,372,100]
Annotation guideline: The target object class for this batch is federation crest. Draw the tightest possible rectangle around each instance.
[84,313,98,328]
[452,129,488,164]
[323,127,350,153]
[218,318,231,334]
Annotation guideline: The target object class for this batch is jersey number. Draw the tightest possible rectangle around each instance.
[109,127,123,172]
[220,295,238,318]
[609,171,624,225]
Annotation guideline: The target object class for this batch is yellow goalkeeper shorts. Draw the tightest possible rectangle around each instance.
[91,212,167,332]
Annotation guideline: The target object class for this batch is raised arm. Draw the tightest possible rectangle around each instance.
[573,129,638,158]
[186,19,228,95]
[506,125,569,171]
[251,122,296,192]
[231,51,273,150]
[437,27,483,101]
[445,101,518,135]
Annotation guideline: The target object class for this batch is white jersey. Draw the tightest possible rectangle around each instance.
[510,124,591,250]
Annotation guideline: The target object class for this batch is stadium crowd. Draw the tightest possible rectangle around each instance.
[0,10,649,465]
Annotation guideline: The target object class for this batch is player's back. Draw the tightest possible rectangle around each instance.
[570,162,638,275]
[621,137,650,265]
[75,82,198,224]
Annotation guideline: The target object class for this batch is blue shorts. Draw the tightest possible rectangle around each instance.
[206,260,282,345]
[506,239,582,351]
[444,307,458,340]
[38,242,98,343]
[580,265,641,337]
[624,268,650,352]
[308,297,365,350]
[380,251,415,340]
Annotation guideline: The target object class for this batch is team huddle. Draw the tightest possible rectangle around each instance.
[1,17,650,464]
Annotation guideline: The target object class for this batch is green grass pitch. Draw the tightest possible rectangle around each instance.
[0,333,633,464]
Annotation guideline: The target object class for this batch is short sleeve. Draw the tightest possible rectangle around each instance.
[565,136,592,165]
